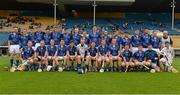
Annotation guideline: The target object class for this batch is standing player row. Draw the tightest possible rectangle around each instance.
[17,37,175,73]
[9,26,173,52]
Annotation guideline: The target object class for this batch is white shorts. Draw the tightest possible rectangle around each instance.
[9,45,20,54]
[98,56,109,61]
[134,60,145,65]
[122,61,134,65]
[112,56,118,60]
[80,54,85,59]
[69,55,75,58]
[152,48,160,55]
[69,56,76,60]
[151,63,157,68]
[132,47,138,53]
[58,56,64,60]
[34,43,40,50]
[87,55,96,60]
[122,62,130,64]
[48,56,54,60]
[37,56,43,59]
[37,56,46,60]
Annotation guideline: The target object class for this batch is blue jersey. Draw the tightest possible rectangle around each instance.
[67,46,77,55]
[133,51,145,62]
[112,35,122,46]
[122,50,132,62]
[81,36,89,45]
[47,45,57,56]
[141,34,151,48]
[151,36,161,49]
[72,34,81,46]
[51,32,61,45]
[57,45,67,56]
[17,32,22,36]
[62,33,72,45]
[122,37,131,47]
[108,45,120,56]
[98,45,108,56]
[41,31,46,36]
[28,33,35,46]
[131,35,141,47]
[22,46,34,60]
[145,50,158,63]
[36,46,46,57]
[102,35,111,45]
[89,33,100,47]
[19,34,29,47]
[43,34,51,45]
[34,31,42,43]
[88,47,98,57]
[8,33,20,45]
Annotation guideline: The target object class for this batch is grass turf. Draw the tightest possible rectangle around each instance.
[0,56,180,94]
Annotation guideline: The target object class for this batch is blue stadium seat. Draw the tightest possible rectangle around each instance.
[0,32,10,46]
[64,18,180,35]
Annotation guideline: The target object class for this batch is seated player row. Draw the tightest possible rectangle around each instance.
[15,38,176,73]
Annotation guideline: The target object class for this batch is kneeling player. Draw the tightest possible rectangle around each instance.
[145,44,160,72]
[86,42,98,72]
[133,45,150,70]
[98,39,110,72]
[66,41,80,70]
[18,41,35,71]
[108,38,122,72]
[46,39,57,71]
[76,39,89,71]
[35,40,47,72]
[122,44,134,72]
[55,39,67,71]
[77,38,88,72]
[159,42,177,73]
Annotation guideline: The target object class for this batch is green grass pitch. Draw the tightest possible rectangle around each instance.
[0,56,180,94]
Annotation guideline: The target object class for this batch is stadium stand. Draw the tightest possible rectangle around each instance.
[64,18,180,35]
[0,32,9,45]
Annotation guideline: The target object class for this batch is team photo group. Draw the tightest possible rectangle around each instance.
[8,25,178,73]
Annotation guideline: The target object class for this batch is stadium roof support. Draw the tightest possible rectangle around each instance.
[54,0,57,25]
[171,0,176,29]
[93,0,96,25]
[61,0,134,5]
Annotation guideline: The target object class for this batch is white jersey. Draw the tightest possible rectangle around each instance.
[161,37,171,48]
[160,47,174,64]
[76,44,89,57]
